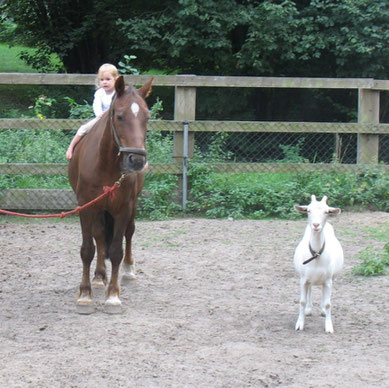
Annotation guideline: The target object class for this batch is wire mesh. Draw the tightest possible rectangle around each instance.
[1,118,388,210]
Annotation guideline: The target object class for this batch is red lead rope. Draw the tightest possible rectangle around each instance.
[0,180,122,219]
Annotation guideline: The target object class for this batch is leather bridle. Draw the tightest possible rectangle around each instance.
[110,95,147,158]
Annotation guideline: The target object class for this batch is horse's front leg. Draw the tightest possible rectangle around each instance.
[77,221,95,314]
[104,232,125,314]
[121,219,136,281]
[91,215,107,288]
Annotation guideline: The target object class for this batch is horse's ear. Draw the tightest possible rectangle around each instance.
[138,77,153,99]
[115,75,126,97]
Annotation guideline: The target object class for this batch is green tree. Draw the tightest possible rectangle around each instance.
[3,0,389,79]
[1,0,133,72]
[118,0,389,79]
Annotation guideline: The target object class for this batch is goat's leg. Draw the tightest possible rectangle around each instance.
[296,279,309,331]
[322,278,334,333]
[305,284,313,316]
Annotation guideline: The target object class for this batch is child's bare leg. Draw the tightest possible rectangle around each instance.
[66,134,82,159]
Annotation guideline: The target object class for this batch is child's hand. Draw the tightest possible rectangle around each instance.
[66,148,72,160]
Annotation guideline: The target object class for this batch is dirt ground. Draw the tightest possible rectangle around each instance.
[1,211,388,388]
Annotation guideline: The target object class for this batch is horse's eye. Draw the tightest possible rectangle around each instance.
[117,114,124,121]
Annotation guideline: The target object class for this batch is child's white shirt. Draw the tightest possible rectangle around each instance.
[92,88,115,117]
[76,88,115,137]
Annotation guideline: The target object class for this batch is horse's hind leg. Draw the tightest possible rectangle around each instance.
[122,219,136,282]
[104,217,130,314]
[77,214,96,314]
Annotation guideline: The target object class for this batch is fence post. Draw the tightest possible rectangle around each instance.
[357,89,380,164]
[182,121,189,210]
[174,78,196,208]
[174,81,196,158]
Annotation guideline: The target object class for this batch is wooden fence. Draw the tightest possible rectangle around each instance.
[1,73,389,210]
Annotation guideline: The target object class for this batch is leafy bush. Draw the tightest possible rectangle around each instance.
[63,97,94,119]
[138,174,180,220]
[187,164,389,219]
[352,246,389,276]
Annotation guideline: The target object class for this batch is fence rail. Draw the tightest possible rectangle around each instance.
[1,73,388,210]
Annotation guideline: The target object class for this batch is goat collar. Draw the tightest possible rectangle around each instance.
[303,242,326,265]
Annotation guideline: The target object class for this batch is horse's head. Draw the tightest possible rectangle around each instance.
[110,76,153,173]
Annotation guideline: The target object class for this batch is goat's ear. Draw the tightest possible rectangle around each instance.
[328,207,341,215]
[295,205,308,213]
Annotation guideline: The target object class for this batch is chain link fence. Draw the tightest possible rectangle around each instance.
[189,121,389,169]
[1,118,389,210]
[1,119,389,210]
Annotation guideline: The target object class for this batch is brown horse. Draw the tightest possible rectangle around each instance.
[68,75,153,314]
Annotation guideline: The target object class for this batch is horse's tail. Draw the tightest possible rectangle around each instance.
[104,211,114,259]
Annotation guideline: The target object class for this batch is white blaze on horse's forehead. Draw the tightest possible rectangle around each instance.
[131,102,140,117]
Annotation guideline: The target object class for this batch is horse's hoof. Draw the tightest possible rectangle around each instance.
[76,298,94,315]
[92,278,106,288]
[121,272,136,285]
[104,296,122,314]
[121,264,136,283]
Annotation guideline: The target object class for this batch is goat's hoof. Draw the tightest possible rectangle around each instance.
[295,320,304,331]
[325,323,334,334]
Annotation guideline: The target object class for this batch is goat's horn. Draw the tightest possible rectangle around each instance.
[321,196,328,203]
[311,195,317,202]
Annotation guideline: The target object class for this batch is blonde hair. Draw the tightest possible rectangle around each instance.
[95,63,119,88]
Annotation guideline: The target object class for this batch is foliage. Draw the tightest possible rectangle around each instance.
[0,43,38,72]
[63,97,94,119]
[3,1,389,123]
[352,246,389,276]
[1,0,131,73]
[278,139,309,163]
[29,95,58,119]
[3,1,388,80]
[0,129,68,164]
[138,175,181,220]
[187,165,389,219]
[115,0,389,80]
[118,55,139,75]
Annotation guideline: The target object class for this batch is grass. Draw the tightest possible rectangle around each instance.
[0,42,62,73]
[352,222,389,276]
[0,43,38,72]
[212,172,293,191]
[0,43,65,116]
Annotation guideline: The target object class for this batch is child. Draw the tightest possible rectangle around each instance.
[66,63,119,159]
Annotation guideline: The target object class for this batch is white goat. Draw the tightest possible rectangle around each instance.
[294,195,343,333]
